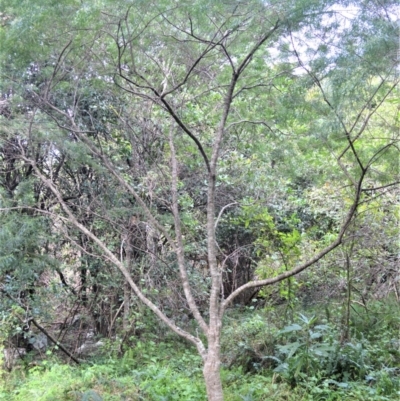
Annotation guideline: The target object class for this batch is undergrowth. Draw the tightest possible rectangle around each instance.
[1,299,399,400]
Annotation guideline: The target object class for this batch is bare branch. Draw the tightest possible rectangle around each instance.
[0,287,80,365]
[116,69,211,173]
[337,78,399,160]
[214,202,237,230]
[169,127,209,334]
[361,181,400,192]
[221,173,365,314]
[289,31,367,174]
[24,154,207,357]
[236,20,281,77]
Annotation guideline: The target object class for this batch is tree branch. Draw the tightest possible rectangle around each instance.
[169,127,209,334]
[23,154,207,358]
[0,287,80,365]
[221,173,365,314]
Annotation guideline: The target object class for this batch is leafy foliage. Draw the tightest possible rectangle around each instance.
[0,0,398,399]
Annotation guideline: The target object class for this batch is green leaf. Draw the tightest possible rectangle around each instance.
[278,324,302,334]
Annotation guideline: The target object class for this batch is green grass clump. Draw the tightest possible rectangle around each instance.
[0,362,140,401]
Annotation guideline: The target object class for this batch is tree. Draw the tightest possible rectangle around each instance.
[1,0,398,399]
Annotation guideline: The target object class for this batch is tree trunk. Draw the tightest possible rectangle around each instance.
[203,338,224,401]
[123,281,130,332]
[123,233,132,332]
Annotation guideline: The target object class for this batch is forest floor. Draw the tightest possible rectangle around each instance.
[1,299,399,401]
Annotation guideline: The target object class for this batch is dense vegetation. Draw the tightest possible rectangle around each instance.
[0,0,399,400]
